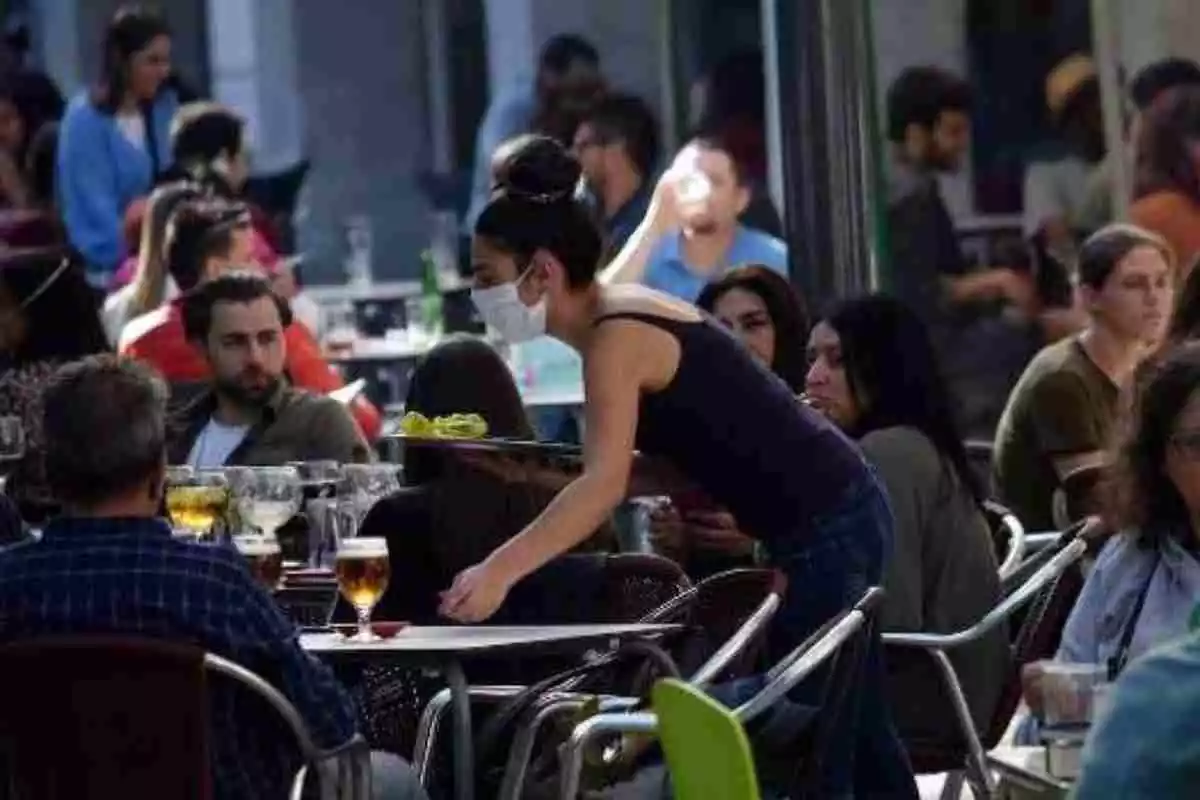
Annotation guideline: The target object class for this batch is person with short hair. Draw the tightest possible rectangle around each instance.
[0,354,426,799]
[465,33,604,228]
[169,270,369,467]
[600,134,788,303]
[572,92,660,253]
[994,224,1174,530]
[1130,86,1200,277]
[56,5,179,287]
[119,200,382,440]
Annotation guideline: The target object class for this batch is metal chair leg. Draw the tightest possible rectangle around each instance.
[939,770,966,800]
[413,688,453,787]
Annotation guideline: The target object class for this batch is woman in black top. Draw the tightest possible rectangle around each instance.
[440,136,915,797]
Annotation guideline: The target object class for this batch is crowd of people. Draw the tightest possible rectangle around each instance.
[5,1,1200,797]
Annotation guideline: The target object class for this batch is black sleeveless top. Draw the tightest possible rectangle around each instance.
[598,312,869,542]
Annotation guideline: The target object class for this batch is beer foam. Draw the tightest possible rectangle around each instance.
[339,537,388,557]
[233,536,281,556]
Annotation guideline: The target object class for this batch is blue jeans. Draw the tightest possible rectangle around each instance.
[764,474,918,799]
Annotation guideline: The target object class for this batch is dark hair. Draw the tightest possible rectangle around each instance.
[1135,86,1200,203]
[696,265,810,392]
[538,34,599,75]
[23,121,57,209]
[688,133,748,186]
[181,269,292,344]
[1110,341,1200,543]
[0,71,64,157]
[169,101,244,191]
[886,66,971,143]
[474,135,602,289]
[823,294,983,503]
[1076,223,1174,290]
[694,51,765,131]
[582,93,660,177]
[42,355,167,507]
[94,5,171,113]
[165,199,249,291]
[0,248,110,364]
[403,336,536,484]
[1168,254,1200,344]
[1131,58,1200,111]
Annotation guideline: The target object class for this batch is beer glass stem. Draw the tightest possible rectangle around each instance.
[355,603,373,639]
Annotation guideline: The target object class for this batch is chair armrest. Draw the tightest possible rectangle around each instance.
[883,537,1086,652]
[689,592,782,689]
[558,712,661,798]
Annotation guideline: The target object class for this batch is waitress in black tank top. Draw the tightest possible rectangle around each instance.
[439,137,916,797]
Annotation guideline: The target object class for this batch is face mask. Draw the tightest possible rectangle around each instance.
[471,267,547,343]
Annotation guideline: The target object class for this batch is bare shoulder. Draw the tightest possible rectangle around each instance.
[598,283,703,324]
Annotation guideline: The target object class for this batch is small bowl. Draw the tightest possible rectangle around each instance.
[329,621,408,639]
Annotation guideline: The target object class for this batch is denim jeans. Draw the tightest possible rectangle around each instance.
[764,474,918,799]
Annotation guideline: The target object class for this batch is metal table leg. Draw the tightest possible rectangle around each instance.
[445,660,474,800]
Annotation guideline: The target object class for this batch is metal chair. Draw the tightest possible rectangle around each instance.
[982,499,1027,582]
[410,553,692,792]
[555,586,885,799]
[412,568,783,798]
[0,637,370,800]
[882,530,1089,799]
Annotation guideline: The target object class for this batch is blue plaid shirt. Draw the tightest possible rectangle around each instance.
[0,516,357,799]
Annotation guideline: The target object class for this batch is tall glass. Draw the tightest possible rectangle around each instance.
[334,536,391,641]
[234,466,302,540]
[287,461,341,566]
[0,415,26,494]
[339,463,400,526]
[233,534,284,590]
[165,469,229,542]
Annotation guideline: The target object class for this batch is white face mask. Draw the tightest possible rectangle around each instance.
[470,267,547,344]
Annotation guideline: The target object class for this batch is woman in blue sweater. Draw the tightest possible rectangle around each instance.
[57,6,178,289]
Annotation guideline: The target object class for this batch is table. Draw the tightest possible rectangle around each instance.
[302,623,679,800]
[987,747,1073,799]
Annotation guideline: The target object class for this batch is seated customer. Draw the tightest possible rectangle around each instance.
[1074,627,1200,797]
[994,224,1174,530]
[168,271,370,467]
[351,336,612,624]
[1033,344,1200,680]
[805,295,1007,737]
[0,356,425,799]
[120,199,382,440]
[599,134,787,302]
[648,265,808,578]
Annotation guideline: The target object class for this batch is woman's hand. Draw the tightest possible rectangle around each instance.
[1020,661,1048,718]
[439,561,513,623]
[684,510,756,558]
[648,502,686,561]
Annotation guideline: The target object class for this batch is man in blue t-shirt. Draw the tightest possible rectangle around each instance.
[606,135,788,303]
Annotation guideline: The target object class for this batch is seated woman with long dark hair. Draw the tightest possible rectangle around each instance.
[349,335,613,624]
[805,294,1007,738]
[0,248,111,520]
[648,265,809,577]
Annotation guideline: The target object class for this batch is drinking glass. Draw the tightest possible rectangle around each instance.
[0,416,25,463]
[323,303,358,356]
[233,534,284,590]
[339,463,401,526]
[334,536,391,641]
[233,466,302,540]
[165,468,229,542]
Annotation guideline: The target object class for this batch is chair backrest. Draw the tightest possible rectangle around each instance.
[665,568,787,683]
[653,679,762,800]
[0,637,212,799]
[983,500,1026,582]
[601,553,692,623]
[738,587,885,797]
[1052,463,1107,529]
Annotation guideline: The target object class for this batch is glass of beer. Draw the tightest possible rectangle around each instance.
[334,536,391,641]
[233,466,302,540]
[165,468,229,542]
[233,534,283,590]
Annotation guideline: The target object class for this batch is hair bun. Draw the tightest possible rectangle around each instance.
[493,135,581,204]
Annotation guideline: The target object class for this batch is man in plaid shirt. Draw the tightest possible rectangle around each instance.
[0,356,425,799]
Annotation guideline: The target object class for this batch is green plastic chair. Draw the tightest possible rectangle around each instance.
[651,678,762,800]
